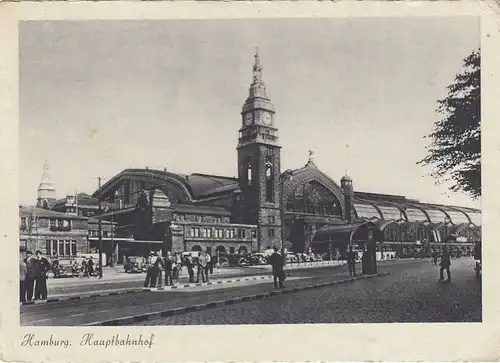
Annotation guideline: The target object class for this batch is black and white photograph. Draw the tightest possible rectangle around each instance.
[16,16,484,327]
[2,3,499,361]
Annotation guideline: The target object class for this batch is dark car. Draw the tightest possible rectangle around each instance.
[124,256,146,273]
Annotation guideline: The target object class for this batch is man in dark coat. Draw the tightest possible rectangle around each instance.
[34,250,51,300]
[440,247,452,282]
[346,245,357,276]
[269,247,285,289]
[24,250,37,301]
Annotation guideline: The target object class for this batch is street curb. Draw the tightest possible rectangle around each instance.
[147,275,273,292]
[85,272,391,326]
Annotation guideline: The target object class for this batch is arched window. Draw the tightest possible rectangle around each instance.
[247,164,252,186]
[191,245,202,252]
[286,181,341,216]
[266,163,273,202]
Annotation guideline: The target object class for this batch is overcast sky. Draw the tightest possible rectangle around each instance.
[19,18,480,208]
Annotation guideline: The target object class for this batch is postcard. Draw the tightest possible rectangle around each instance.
[1,1,499,361]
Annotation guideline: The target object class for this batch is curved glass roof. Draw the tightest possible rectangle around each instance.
[446,210,470,224]
[376,205,403,220]
[468,212,481,226]
[425,208,449,223]
[353,203,381,220]
[405,207,428,222]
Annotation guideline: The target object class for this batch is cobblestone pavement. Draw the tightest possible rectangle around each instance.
[134,257,481,325]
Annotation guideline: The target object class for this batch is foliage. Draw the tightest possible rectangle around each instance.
[419,49,481,199]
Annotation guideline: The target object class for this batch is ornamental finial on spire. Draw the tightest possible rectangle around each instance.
[41,159,51,182]
[253,47,263,82]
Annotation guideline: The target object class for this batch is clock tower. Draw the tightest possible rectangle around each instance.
[237,49,282,251]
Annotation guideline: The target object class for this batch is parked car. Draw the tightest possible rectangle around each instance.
[249,253,268,265]
[124,256,147,273]
[285,253,298,264]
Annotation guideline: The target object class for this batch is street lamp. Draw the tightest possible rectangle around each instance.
[280,169,293,252]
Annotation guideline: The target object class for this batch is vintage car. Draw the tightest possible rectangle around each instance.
[124,256,147,273]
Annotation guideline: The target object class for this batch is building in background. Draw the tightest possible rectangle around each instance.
[19,205,88,257]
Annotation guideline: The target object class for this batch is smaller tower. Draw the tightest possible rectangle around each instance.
[37,160,57,209]
[341,173,354,224]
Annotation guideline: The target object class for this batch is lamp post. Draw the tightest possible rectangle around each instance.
[280,169,294,252]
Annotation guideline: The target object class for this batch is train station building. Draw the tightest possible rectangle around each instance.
[25,51,482,261]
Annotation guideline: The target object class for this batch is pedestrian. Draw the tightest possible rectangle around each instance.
[164,251,174,286]
[439,247,452,282]
[144,251,158,288]
[204,251,211,282]
[432,251,438,265]
[196,252,207,283]
[24,250,37,302]
[20,255,27,303]
[185,254,195,283]
[346,245,357,276]
[34,250,50,300]
[269,246,285,289]
[155,251,165,287]
[208,252,214,274]
[88,256,95,277]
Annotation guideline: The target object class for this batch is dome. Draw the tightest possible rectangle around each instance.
[341,174,353,182]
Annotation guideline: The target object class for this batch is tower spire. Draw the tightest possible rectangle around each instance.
[248,47,267,99]
[41,159,51,182]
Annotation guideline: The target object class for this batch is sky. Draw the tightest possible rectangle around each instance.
[19,18,480,208]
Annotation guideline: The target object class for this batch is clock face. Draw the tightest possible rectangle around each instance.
[244,113,253,126]
[262,113,272,126]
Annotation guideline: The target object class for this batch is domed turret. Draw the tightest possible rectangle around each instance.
[37,160,57,209]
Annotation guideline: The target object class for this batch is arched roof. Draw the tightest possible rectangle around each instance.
[93,169,239,202]
[282,161,346,218]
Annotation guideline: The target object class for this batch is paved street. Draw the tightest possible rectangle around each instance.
[21,259,442,326]
[134,257,481,325]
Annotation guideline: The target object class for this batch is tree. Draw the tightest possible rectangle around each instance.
[418,49,481,199]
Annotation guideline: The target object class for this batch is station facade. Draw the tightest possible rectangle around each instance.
[24,51,481,260]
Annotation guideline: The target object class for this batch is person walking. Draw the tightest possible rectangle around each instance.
[185,254,195,283]
[208,252,214,274]
[81,257,89,278]
[269,247,285,289]
[432,251,438,265]
[144,251,158,288]
[196,251,207,283]
[34,250,50,300]
[164,251,174,286]
[204,251,211,282]
[88,256,95,277]
[155,251,165,287]
[20,256,27,303]
[346,245,357,276]
[24,250,37,302]
[440,247,452,282]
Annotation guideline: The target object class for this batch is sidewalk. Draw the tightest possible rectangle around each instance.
[246,260,346,270]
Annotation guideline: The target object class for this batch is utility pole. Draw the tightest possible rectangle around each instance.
[97,176,103,278]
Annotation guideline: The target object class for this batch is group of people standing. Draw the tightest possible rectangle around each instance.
[143,250,214,288]
[20,250,50,302]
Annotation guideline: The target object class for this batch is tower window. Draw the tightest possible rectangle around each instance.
[247,164,252,186]
[266,164,274,202]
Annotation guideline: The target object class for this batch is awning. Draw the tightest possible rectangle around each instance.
[312,221,374,244]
